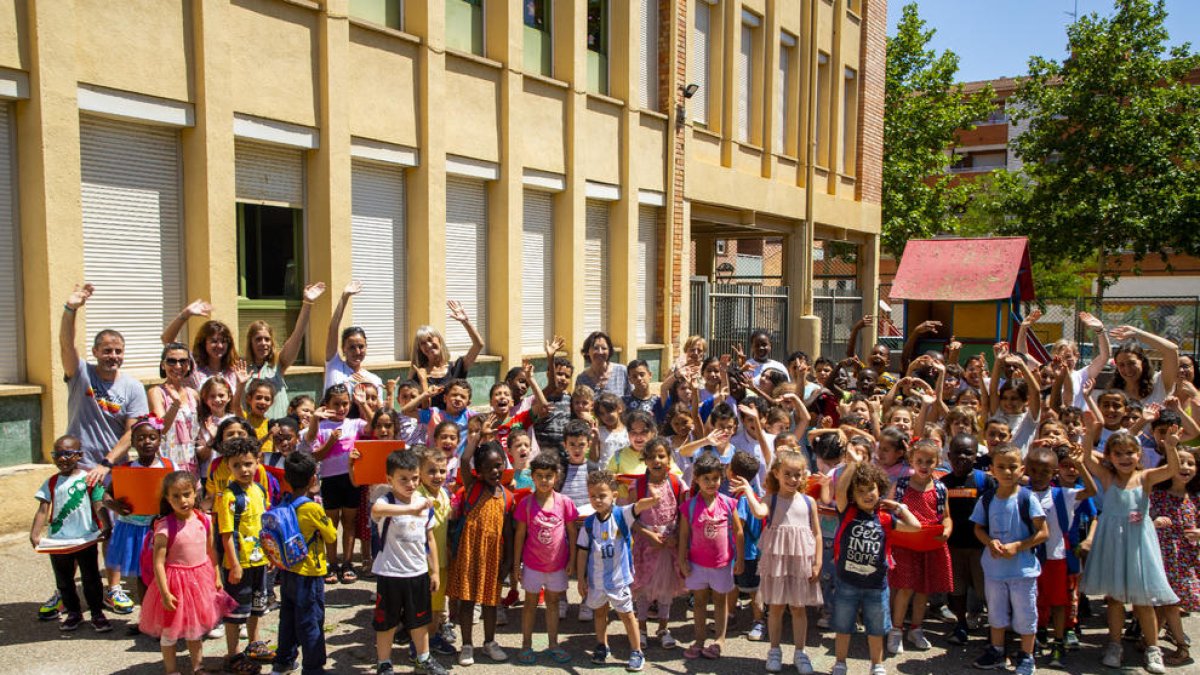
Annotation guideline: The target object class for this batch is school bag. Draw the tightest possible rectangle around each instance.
[893,475,948,521]
[634,473,684,503]
[582,506,635,569]
[980,486,1036,538]
[259,493,320,570]
[1035,487,1080,574]
[138,511,211,587]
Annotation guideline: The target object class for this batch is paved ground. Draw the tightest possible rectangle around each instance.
[0,535,1194,675]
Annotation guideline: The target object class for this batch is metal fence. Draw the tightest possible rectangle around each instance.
[689,278,790,361]
[814,288,864,359]
[1025,296,1200,358]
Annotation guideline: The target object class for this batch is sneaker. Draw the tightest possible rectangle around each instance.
[579,604,594,622]
[592,644,609,665]
[1063,629,1080,651]
[91,615,113,633]
[104,586,134,615]
[907,627,931,650]
[60,613,83,632]
[937,605,958,623]
[415,656,451,675]
[748,620,766,641]
[481,641,506,662]
[1144,646,1166,674]
[239,624,248,639]
[376,663,395,675]
[967,613,987,630]
[1048,642,1065,669]
[886,627,904,655]
[1013,652,1035,675]
[269,664,297,675]
[658,629,677,649]
[626,650,645,672]
[949,626,970,646]
[869,665,887,675]
[430,634,456,656]
[817,613,831,629]
[458,645,474,666]
[207,624,225,640]
[472,604,482,625]
[974,645,1007,669]
[1102,642,1123,668]
[38,591,63,621]
[795,651,815,675]
[766,646,783,673]
[831,661,848,675]
[440,622,458,645]
[495,606,508,626]
[558,601,567,619]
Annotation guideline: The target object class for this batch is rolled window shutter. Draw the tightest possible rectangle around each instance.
[692,2,710,125]
[776,42,789,151]
[738,23,752,142]
[351,160,407,360]
[639,0,659,110]
[636,206,659,345]
[235,140,304,206]
[522,190,554,353]
[0,105,18,382]
[80,116,184,371]
[583,200,610,336]
[445,178,488,352]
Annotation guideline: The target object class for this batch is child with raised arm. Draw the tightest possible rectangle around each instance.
[576,470,659,671]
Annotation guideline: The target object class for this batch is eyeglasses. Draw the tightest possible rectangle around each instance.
[164,358,190,366]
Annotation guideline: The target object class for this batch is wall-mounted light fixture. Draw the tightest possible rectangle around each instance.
[683,83,700,99]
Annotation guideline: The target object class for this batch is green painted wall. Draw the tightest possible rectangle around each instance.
[0,395,43,466]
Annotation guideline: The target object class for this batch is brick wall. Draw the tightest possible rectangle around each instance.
[665,0,688,344]
[856,0,886,204]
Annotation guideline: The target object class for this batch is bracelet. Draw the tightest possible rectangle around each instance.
[63,304,77,313]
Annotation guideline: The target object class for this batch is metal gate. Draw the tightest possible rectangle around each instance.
[689,277,790,360]
[813,289,863,359]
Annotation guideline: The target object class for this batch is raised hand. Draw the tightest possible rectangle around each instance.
[1021,309,1043,326]
[947,335,963,352]
[1079,311,1104,332]
[342,279,363,297]
[303,282,327,303]
[233,359,250,384]
[993,341,1010,359]
[66,283,96,310]
[447,300,470,324]
[916,320,942,335]
[184,298,213,318]
[1109,325,1139,342]
[545,335,566,358]
[855,315,875,329]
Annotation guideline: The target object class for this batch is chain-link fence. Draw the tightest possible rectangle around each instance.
[1025,296,1200,359]
[813,288,863,359]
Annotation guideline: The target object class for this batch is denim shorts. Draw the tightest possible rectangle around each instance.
[831,580,891,636]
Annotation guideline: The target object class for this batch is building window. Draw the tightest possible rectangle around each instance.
[815,52,830,167]
[0,104,19,383]
[238,204,303,301]
[776,32,796,154]
[691,0,714,126]
[446,0,484,56]
[737,11,760,144]
[523,0,552,76]
[639,0,659,110]
[349,0,402,29]
[587,0,609,94]
[842,66,858,175]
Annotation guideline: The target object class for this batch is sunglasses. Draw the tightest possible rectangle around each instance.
[53,451,83,459]
[164,357,190,366]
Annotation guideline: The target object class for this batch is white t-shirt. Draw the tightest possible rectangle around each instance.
[323,354,384,400]
[747,358,790,386]
[999,411,1038,455]
[371,494,434,578]
[1032,486,1084,561]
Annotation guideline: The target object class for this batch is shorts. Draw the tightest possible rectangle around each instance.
[585,585,634,614]
[831,580,890,636]
[984,576,1037,635]
[431,566,449,613]
[950,547,985,598]
[320,473,360,510]
[734,558,760,593]
[223,565,268,623]
[685,563,735,594]
[1037,558,1073,614]
[373,574,433,632]
[522,567,569,594]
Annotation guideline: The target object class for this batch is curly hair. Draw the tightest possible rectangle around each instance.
[849,462,890,503]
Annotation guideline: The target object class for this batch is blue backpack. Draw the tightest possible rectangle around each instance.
[259,494,319,570]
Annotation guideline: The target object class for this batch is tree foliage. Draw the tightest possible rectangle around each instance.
[882,3,995,258]
[1001,0,1200,293]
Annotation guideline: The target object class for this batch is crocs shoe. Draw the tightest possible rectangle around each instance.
[658,629,677,649]
[104,586,135,615]
[765,646,783,673]
[39,591,63,621]
[795,650,815,675]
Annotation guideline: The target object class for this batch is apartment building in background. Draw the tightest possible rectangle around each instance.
[0,0,885,463]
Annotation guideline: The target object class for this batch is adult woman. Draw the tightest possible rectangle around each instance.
[410,300,484,408]
[575,331,630,397]
[1110,325,1179,407]
[162,300,238,392]
[325,280,384,401]
[682,335,708,369]
[244,282,326,417]
[147,343,200,475]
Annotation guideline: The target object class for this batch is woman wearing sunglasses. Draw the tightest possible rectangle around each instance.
[148,343,201,476]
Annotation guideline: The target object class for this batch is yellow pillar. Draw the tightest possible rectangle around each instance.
[556,0,587,373]
[609,0,638,361]
[860,232,880,348]
[17,0,83,460]
[489,0,522,372]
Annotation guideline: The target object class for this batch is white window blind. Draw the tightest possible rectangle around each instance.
[692,1,711,125]
[80,116,184,370]
[351,160,407,360]
[583,200,610,336]
[636,206,659,345]
[639,0,659,110]
[738,20,755,143]
[445,177,488,352]
[235,140,304,206]
[0,105,19,382]
[776,33,795,153]
[521,190,554,353]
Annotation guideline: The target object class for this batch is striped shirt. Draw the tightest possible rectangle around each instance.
[576,504,638,592]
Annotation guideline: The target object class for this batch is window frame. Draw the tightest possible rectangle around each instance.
[236,202,305,306]
[587,0,610,94]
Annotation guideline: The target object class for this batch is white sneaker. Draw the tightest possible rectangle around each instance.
[558,601,567,619]
[239,624,248,639]
[794,650,815,675]
[766,646,783,673]
[658,629,677,649]
[937,605,958,623]
[886,627,904,655]
[481,640,507,661]
[206,624,225,640]
[831,661,848,675]
[869,665,887,675]
[817,613,831,629]
[1144,646,1166,674]
[1102,641,1123,668]
[459,645,474,666]
[907,627,931,650]
[747,620,766,641]
[472,604,482,625]
[579,604,594,621]
[495,606,508,626]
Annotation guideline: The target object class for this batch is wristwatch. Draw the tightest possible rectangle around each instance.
[98,457,113,468]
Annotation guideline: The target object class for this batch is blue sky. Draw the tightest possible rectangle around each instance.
[886,0,1200,83]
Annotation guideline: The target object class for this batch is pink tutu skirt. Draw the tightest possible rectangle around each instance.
[631,531,685,603]
[140,560,239,642]
[758,525,823,607]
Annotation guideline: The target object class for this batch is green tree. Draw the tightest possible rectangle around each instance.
[882,3,994,258]
[1002,0,1200,297]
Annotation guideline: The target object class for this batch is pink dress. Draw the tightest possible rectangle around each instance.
[889,479,953,594]
[139,513,238,642]
[758,494,823,607]
[631,479,685,604]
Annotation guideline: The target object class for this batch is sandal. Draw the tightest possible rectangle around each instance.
[223,653,261,674]
[1165,645,1191,666]
[683,645,703,660]
[324,563,340,585]
[340,566,358,584]
[246,640,276,662]
[546,647,571,664]
[518,649,537,665]
[701,643,722,659]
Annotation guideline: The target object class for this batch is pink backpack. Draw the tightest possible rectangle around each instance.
[138,511,211,587]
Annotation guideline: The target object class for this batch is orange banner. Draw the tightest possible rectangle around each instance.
[111,466,172,516]
[351,440,406,486]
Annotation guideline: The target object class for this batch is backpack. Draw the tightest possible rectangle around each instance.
[634,473,684,503]
[138,511,211,587]
[1036,487,1079,574]
[893,476,948,521]
[981,486,1036,538]
[582,507,634,571]
[259,494,320,570]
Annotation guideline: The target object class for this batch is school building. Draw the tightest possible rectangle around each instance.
[0,0,885,467]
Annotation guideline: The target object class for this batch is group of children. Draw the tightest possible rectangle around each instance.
[30,305,1200,675]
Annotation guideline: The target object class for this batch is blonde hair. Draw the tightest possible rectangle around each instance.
[410,325,450,371]
[945,405,980,434]
[245,320,278,366]
[764,448,809,495]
